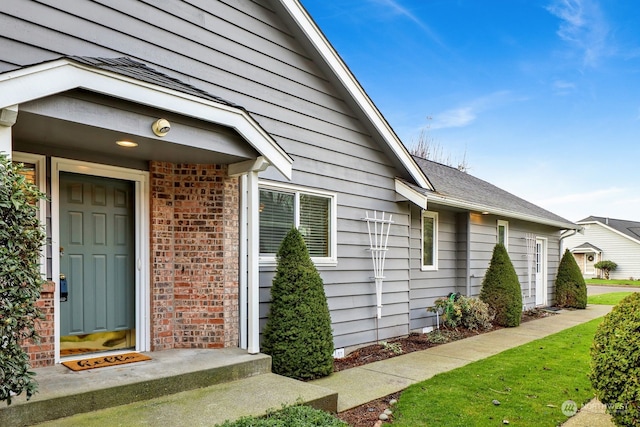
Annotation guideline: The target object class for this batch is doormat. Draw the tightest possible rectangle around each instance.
[62,352,151,371]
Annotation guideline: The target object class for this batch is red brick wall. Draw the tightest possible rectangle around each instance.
[25,281,55,368]
[150,162,239,351]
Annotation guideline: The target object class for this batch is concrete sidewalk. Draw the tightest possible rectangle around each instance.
[311,304,613,424]
[31,303,615,426]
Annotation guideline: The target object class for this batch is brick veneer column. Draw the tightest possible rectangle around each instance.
[150,162,239,350]
[25,281,55,367]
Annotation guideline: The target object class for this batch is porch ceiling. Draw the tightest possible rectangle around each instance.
[13,108,257,170]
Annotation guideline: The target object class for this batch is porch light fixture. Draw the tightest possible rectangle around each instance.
[116,140,138,148]
[152,118,171,137]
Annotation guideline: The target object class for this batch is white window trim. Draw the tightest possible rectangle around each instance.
[497,220,509,250]
[421,211,438,271]
[258,181,337,267]
[12,152,47,278]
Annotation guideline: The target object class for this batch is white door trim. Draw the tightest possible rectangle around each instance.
[535,237,548,306]
[52,158,150,363]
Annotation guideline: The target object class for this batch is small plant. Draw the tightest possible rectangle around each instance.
[594,260,618,280]
[555,249,587,309]
[479,244,522,327]
[261,228,334,380]
[429,294,493,330]
[590,293,640,426]
[0,155,47,405]
[380,340,403,355]
[216,403,348,427]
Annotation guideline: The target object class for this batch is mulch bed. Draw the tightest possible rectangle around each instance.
[335,308,554,426]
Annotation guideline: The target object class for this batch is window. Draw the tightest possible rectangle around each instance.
[259,183,336,265]
[497,220,509,249]
[12,153,47,277]
[422,211,438,270]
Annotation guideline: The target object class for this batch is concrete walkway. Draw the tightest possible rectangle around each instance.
[31,286,628,426]
[311,305,612,414]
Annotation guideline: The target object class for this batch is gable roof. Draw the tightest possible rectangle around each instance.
[578,216,640,244]
[274,0,433,190]
[0,56,293,178]
[570,242,603,253]
[406,156,578,230]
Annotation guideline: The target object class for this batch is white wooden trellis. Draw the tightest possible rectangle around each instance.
[364,211,393,324]
[525,233,536,298]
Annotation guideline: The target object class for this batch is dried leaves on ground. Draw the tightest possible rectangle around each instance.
[335,308,553,426]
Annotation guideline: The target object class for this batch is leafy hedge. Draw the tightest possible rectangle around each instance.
[0,154,47,404]
[261,228,334,380]
[479,244,522,327]
[555,249,587,309]
[590,293,640,426]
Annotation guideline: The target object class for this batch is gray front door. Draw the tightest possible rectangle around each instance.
[59,172,135,337]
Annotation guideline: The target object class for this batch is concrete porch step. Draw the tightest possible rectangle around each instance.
[1,348,337,426]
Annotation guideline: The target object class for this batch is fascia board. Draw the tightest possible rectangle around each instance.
[278,0,432,190]
[0,60,293,179]
[426,193,579,231]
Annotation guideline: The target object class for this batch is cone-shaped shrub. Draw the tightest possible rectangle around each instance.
[590,293,640,426]
[555,249,587,308]
[479,244,522,327]
[261,227,334,380]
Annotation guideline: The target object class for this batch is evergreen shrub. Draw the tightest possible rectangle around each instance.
[479,244,522,327]
[590,293,640,426]
[0,154,47,404]
[555,249,587,308]
[261,228,334,380]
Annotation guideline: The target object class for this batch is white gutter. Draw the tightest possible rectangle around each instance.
[426,193,579,231]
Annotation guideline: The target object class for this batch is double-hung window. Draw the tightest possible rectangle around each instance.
[497,220,509,250]
[259,183,336,265]
[422,211,438,270]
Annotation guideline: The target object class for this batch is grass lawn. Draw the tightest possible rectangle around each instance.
[588,292,632,305]
[393,319,602,427]
[586,278,640,286]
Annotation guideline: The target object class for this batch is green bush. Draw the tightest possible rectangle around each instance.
[429,294,493,330]
[261,228,334,380]
[479,244,522,327]
[555,249,587,308]
[594,260,618,280]
[216,404,347,427]
[0,154,47,404]
[590,293,640,426]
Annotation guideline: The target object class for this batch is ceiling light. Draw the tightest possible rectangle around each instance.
[116,140,138,148]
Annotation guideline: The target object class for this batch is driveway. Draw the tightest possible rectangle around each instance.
[588,284,640,295]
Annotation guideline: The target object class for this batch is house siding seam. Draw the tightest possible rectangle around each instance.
[150,161,239,351]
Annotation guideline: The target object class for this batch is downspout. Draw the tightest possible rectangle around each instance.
[239,175,248,349]
[558,227,583,256]
[466,213,471,296]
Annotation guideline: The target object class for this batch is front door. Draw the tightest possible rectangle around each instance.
[59,172,135,356]
[535,238,547,306]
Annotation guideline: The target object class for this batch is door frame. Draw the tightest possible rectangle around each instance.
[52,158,150,363]
[535,237,548,306]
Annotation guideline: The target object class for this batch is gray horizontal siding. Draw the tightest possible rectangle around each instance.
[2,0,415,350]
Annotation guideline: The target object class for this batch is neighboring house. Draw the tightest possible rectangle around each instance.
[563,216,640,279]
[0,0,577,367]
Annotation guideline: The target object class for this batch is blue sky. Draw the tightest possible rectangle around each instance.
[300,0,640,223]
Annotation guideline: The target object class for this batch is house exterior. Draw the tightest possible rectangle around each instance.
[562,216,640,279]
[1,0,577,367]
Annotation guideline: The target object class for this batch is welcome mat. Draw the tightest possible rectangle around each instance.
[62,352,151,371]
